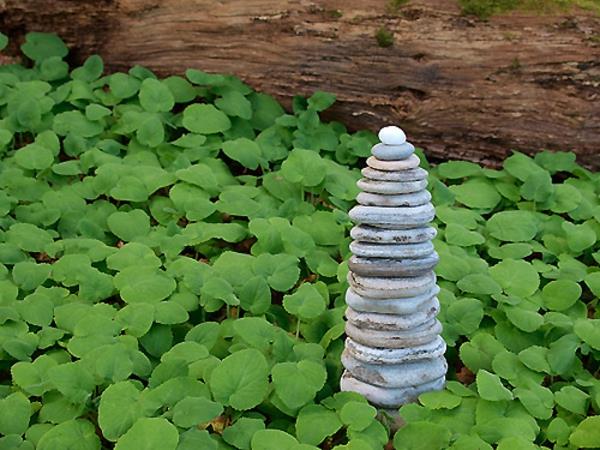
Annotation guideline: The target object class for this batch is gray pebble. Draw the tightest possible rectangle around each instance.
[357,191,431,207]
[367,155,420,171]
[341,372,446,408]
[348,271,437,299]
[357,178,427,195]
[342,351,447,387]
[371,142,415,161]
[345,336,446,365]
[361,167,427,182]
[345,286,439,315]
[346,305,440,331]
[350,225,437,244]
[345,319,442,349]
[349,241,434,259]
[349,204,435,228]
[348,253,439,277]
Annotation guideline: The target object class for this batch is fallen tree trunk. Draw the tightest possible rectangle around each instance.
[1,0,599,167]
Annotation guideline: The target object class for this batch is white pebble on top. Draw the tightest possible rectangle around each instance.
[378,126,407,145]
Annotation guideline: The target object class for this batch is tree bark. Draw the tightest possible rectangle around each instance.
[1,0,599,168]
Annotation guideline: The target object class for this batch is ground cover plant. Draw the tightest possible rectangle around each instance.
[0,32,599,449]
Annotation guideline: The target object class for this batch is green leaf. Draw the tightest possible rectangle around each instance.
[182,104,231,134]
[392,421,451,450]
[584,272,600,297]
[107,210,151,242]
[489,259,539,297]
[222,137,264,169]
[340,401,377,431]
[281,149,326,187]
[21,32,68,62]
[137,114,165,147]
[47,362,95,404]
[114,267,176,304]
[555,385,588,415]
[110,73,141,99]
[139,78,175,113]
[223,417,265,449]
[115,418,178,450]
[542,279,581,311]
[71,54,104,82]
[476,369,513,401]
[283,283,327,320]
[0,392,31,435]
[457,274,502,295]
[296,404,343,446]
[562,221,596,252]
[513,383,554,419]
[444,223,485,246]
[272,360,327,409]
[172,397,223,428]
[307,91,336,111]
[437,161,482,179]
[449,178,501,209]
[15,143,54,170]
[486,211,538,242]
[574,318,600,350]
[570,416,600,448]
[520,170,553,202]
[37,419,100,450]
[216,90,252,119]
[418,390,462,409]
[210,349,269,410]
[251,429,298,450]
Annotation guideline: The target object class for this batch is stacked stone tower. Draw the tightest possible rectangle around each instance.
[340,126,447,409]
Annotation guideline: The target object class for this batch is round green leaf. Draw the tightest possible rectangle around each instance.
[542,280,581,311]
[115,418,178,450]
[210,349,269,410]
[182,104,231,134]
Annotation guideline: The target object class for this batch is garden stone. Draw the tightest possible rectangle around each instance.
[378,126,407,145]
[371,142,415,160]
[341,126,446,408]
[367,155,420,171]
[357,191,431,207]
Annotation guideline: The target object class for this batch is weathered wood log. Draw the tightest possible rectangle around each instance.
[1,0,599,167]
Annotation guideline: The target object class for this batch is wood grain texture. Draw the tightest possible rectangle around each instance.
[1,0,599,167]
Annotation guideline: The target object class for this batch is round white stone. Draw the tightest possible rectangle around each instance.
[378,126,407,145]
[345,286,440,315]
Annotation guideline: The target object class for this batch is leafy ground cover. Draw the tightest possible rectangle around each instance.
[0,32,599,450]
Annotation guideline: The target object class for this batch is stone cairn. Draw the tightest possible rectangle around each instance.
[340,125,447,409]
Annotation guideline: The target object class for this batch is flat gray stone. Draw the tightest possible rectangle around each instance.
[357,178,427,195]
[349,241,434,259]
[345,336,446,365]
[345,286,440,315]
[357,191,431,207]
[350,225,437,244]
[361,167,427,182]
[340,371,446,407]
[371,142,415,161]
[378,126,406,145]
[342,351,447,387]
[346,304,440,331]
[348,253,439,277]
[367,155,420,171]
[348,272,437,299]
[345,319,442,348]
[349,204,435,228]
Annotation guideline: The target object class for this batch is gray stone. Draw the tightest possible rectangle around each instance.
[341,372,446,408]
[361,167,427,182]
[345,319,443,348]
[348,272,436,299]
[345,287,440,315]
[350,225,437,244]
[371,142,415,161]
[378,126,406,145]
[342,351,447,387]
[349,241,434,259]
[367,155,420,171]
[346,305,440,331]
[345,336,446,365]
[357,191,431,207]
[348,254,439,277]
[349,204,435,228]
[357,178,427,195]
